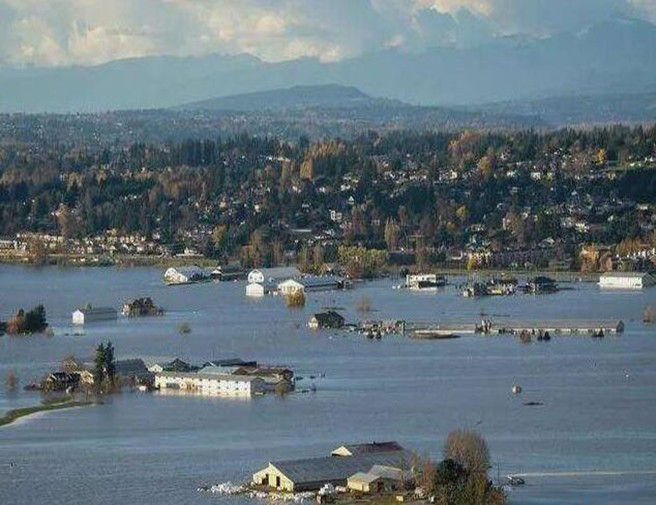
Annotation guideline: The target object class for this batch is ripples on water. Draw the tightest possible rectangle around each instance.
[1,265,656,505]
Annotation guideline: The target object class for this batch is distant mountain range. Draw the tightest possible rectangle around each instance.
[175,84,402,111]
[475,91,656,126]
[1,16,656,124]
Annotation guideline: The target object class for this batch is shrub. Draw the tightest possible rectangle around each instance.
[518,330,532,344]
[178,322,192,335]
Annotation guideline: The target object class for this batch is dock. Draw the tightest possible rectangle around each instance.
[485,320,624,335]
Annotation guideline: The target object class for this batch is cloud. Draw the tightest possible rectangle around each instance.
[0,0,654,67]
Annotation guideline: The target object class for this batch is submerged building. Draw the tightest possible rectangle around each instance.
[599,271,655,289]
[252,442,410,492]
[72,306,117,325]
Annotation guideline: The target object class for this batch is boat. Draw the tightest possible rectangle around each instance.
[410,330,461,340]
[507,475,525,486]
[405,274,447,290]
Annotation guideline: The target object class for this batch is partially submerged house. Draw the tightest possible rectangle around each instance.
[148,358,194,374]
[246,280,277,297]
[308,311,345,330]
[347,465,408,493]
[211,263,246,281]
[278,277,344,295]
[164,266,209,285]
[252,442,410,492]
[72,306,117,325]
[248,267,301,284]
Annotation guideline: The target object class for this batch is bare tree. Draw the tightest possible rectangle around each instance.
[6,370,18,392]
[443,429,490,475]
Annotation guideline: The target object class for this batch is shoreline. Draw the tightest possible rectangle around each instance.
[0,400,93,428]
[0,255,602,282]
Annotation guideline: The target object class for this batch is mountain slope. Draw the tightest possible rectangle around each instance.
[176,84,402,111]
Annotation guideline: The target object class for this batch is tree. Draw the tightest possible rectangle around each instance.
[6,370,18,392]
[286,290,306,308]
[94,343,107,386]
[384,218,400,251]
[105,341,116,384]
[312,243,324,272]
[443,429,491,475]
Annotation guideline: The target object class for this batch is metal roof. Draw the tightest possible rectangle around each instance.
[156,371,263,382]
[338,442,405,455]
[74,307,117,315]
[269,451,411,485]
[252,266,301,279]
[600,271,652,278]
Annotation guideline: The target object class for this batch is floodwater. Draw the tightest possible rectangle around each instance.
[1,265,655,505]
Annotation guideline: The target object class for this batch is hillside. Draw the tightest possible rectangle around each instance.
[176,85,401,111]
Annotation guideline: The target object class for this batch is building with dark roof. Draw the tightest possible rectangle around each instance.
[252,442,410,492]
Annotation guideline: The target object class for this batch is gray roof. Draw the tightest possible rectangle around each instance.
[600,271,653,278]
[270,451,411,485]
[252,267,301,280]
[75,307,117,315]
[156,371,263,382]
[170,266,208,277]
[370,465,405,481]
[339,441,405,455]
[298,277,343,288]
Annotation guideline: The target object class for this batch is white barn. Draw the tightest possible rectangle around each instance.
[72,306,118,325]
[599,272,655,289]
[246,281,277,297]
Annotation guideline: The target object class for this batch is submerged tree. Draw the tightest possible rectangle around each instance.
[443,429,491,475]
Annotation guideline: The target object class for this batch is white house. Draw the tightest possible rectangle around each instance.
[599,272,655,289]
[248,267,301,284]
[278,276,343,295]
[72,306,118,325]
[246,281,277,297]
[163,266,208,285]
[154,371,265,396]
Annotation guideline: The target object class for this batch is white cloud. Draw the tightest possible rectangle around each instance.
[0,0,653,67]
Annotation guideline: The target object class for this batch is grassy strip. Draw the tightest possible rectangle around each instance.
[0,400,92,427]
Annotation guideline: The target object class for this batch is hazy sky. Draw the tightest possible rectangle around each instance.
[0,0,655,67]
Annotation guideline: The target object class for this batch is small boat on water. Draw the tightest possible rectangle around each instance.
[405,274,447,290]
[507,475,525,486]
[410,330,461,340]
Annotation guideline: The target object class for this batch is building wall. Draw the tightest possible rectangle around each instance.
[246,283,266,297]
[155,374,263,396]
[252,466,295,492]
[279,280,304,295]
[600,276,647,289]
